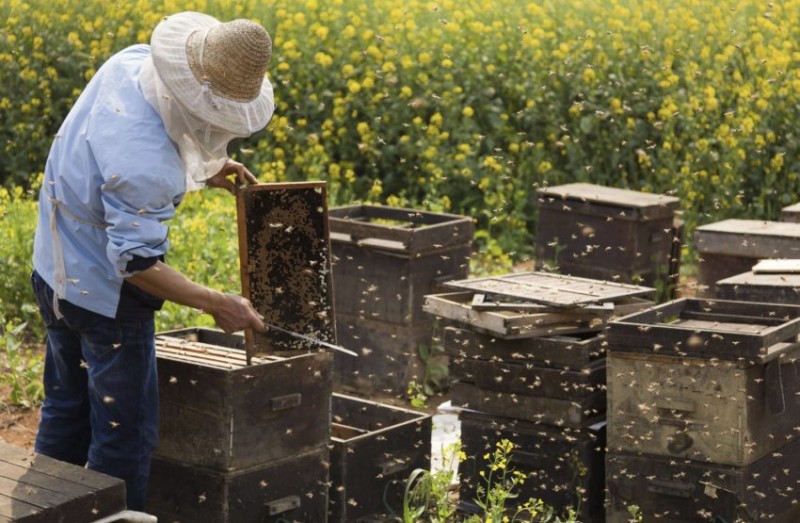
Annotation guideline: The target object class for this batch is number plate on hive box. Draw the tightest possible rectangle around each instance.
[237,182,336,360]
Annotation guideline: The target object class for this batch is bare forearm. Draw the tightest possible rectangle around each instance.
[126,261,266,334]
[126,261,221,312]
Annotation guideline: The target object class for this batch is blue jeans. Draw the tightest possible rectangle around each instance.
[31,271,159,510]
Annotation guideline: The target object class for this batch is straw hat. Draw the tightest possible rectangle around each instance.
[150,12,274,135]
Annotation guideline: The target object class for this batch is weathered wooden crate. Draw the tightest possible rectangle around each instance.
[534,183,681,288]
[606,298,800,361]
[0,442,126,523]
[715,263,800,304]
[329,204,474,326]
[781,202,800,223]
[328,393,432,523]
[607,341,800,466]
[236,182,336,360]
[333,314,436,397]
[153,328,333,471]
[146,448,329,523]
[443,326,607,369]
[606,444,800,522]
[458,411,606,523]
[694,219,800,296]
[450,381,605,427]
[450,351,605,400]
[424,272,654,339]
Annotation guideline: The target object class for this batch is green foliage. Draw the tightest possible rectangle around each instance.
[403,442,461,523]
[0,183,44,340]
[3,0,800,265]
[0,318,44,408]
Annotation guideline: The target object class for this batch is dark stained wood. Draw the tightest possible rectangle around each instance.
[449,357,605,399]
[146,448,329,523]
[329,204,475,253]
[607,298,800,360]
[606,443,800,522]
[458,411,606,523]
[328,394,431,523]
[236,182,335,359]
[0,442,125,523]
[333,314,434,397]
[449,381,605,428]
[716,270,800,304]
[535,183,680,288]
[154,329,333,471]
[443,326,607,369]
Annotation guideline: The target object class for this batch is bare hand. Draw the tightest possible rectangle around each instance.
[205,159,259,194]
[210,292,267,334]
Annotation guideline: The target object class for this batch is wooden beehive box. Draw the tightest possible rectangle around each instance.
[236,182,335,361]
[606,444,800,523]
[535,183,681,288]
[606,298,800,361]
[715,260,800,304]
[328,393,431,522]
[781,202,800,223]
[153,328,333,471]
[607,341,800,466]
[329,204,474,325]
[443,326,607,369]
[458,411,606,523]
[146,447,329,523]
[333,315,434,397]
[693,219,800,296]
[449,381,605,428]
[0,442,126,523]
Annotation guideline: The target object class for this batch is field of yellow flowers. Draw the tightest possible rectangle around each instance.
[2,0,800,332]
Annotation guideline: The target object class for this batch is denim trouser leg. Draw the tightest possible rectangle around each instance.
[31,271,159,511]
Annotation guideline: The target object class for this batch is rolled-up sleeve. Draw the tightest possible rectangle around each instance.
[101,172,178,277]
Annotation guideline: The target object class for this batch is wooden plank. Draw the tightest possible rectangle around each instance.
[450,357,605,399]
[450,382,605,428]
[423,292,601,339]
[0,443,125,523]
[443,272,654,307]
[443,327,606,369]
[752,259,800,274]
[237,182,336,360]
[469,293,615,315]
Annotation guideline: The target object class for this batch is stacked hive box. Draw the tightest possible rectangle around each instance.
[781,202,800,223]
[424,272,655,521]
[328,393,432,522]
[146,183,337,522]
[605,298,800,522]
[693,219,800,296]
[535,183,682,293]
[329,204,474,397]
[716,259,800,304]
[145,329,333,523]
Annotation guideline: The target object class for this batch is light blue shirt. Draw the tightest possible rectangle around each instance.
[33,44,185,319]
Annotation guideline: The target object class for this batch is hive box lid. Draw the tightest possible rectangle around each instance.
[236,182,335,360]
[536,183,680,220]
[694,219,800,257]
[443,271,654,307]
